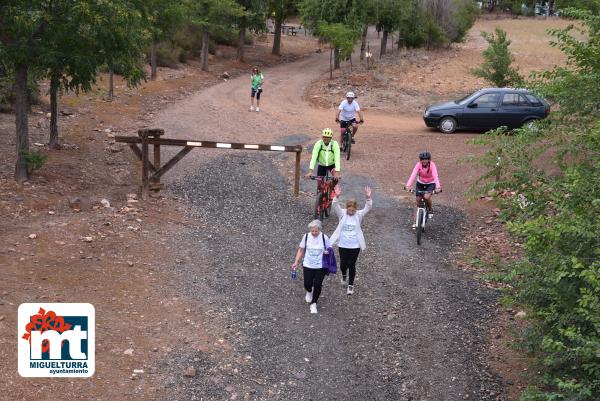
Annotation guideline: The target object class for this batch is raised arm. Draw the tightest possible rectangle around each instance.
[332,185,344,219]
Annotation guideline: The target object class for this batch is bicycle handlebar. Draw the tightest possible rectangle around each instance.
[308,175,338,181]
[408,188,442,195]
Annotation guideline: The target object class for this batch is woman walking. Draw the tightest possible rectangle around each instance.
[330,185,372,295]
[249,67,264,112]
[291,220,332,314]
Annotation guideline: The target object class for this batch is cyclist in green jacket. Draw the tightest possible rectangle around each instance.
[305,128,341,178]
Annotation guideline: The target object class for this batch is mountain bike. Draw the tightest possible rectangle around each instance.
[409,188,441,245]
[309,173,335,221]
[338,120,362,161]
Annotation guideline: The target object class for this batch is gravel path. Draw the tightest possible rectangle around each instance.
[156,152,503,401]
[151,27,505,401]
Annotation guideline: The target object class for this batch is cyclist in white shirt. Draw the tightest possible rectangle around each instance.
[335,91,364,144]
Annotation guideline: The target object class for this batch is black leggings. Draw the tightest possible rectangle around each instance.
[303,267,327,304]
[339,247,361,285]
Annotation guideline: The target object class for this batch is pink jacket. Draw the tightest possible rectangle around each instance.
[406,161,441,188]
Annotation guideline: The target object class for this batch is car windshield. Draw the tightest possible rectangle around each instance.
[455,93,476,104]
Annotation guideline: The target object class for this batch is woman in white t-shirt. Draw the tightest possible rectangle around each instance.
[330,185,372,295]
[291,220,331,314]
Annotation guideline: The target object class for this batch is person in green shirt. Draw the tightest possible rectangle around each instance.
[249,67,264,112]
[304,128,341,178]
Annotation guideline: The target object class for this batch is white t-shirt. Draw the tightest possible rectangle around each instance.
[338,100,360,121]
[338,214,361,249]
[299,233,331,269]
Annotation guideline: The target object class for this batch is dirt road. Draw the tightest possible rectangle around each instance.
[152,28,505,401]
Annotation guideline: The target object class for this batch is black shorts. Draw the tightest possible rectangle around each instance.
[340,119,356,128]
[317,164,335,177]
[415,182,435,195]
[251,88,262,99]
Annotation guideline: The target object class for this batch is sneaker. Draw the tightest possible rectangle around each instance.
[305,291,313,303]
[249,106,254,112]
[340,275,347,285]
[351,138,356,144]
[412,223,417,229]
[310,303,318,314]
[255,107,260,112]
[428,212,433,219]
[347,285,354,295]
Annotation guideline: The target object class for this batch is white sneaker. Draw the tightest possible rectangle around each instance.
[310,303,318,314]
[255,107,260,112]
[340,276,347,285]
[305,291,313,303]
[347,285,354,295]
[428,213,433,219]
[249,106,254,112]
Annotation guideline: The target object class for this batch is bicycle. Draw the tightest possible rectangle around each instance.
[338,120,362,161]
[409,188,441,245]
[309,173,336,221]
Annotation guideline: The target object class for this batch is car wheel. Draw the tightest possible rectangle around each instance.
[524,118,538,129]
[439,116,457,134]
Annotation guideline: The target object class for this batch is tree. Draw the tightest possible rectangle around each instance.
[319,22,359,78]
[300,0,357,68]
[189,0,245,70]
[233,0,268,62]
[146,0,188,80]
[40,0,147,149]
[471,28,523,87]
[0,0,48,181]
[269,0,299,56]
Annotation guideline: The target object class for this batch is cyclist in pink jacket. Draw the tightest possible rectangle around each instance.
[404,152,441,228]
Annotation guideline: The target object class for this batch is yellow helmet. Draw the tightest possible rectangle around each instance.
[322,128,333,137]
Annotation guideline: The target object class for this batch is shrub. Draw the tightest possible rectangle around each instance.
[22,150,48,173]
[471,28,523,87]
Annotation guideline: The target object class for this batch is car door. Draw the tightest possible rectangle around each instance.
[498,93,532,128]
[462,92,501,129]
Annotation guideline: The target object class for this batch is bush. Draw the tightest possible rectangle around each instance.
[469,5,600,400]
[471,28,523,87]
[22,150,48,173]
[155,42,182,69]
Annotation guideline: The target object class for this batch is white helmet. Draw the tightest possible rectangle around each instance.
[345,91,356,98]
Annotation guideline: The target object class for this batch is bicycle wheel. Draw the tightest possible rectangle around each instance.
[416,209,425,245]
[346,132,352,160]
[314,191,321,219]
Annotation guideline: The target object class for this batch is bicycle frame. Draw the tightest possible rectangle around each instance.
[412,189,436,245]
[310,173,335,220]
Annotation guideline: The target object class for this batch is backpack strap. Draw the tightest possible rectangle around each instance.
[303,233,308,248]
[322,233,326,248]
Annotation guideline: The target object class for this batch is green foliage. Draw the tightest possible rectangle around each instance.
[471,28,523,87]
[469,3,600,400]
[22,150,48,173]
[318,22,360,59]
[452,0,479,43]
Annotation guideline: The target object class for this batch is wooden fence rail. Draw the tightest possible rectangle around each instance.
[116,128,303,199]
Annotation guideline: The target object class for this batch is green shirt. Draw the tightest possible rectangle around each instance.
[309,139,341,171]
[251,73,263,90]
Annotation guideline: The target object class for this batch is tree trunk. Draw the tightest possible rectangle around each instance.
[237,21,246,62]
[49,73,61,149]
[329,47,333,80]
[201,31,209,71]
[272,16,283,56]
[108,69,114,101]
[360,25,368,61]
[334,47,341,69]
[14,63,29,182]
[150,37,157,81]
[380,29,388,58]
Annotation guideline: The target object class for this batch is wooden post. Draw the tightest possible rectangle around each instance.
[294,151,301,197]
[141,133,149,200]
[138,128,164,195]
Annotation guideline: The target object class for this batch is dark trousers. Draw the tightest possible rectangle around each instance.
[339,247,361,285]
[303,266,327,304]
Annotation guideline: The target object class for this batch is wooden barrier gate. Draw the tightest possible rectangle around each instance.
[116,128,303,199]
